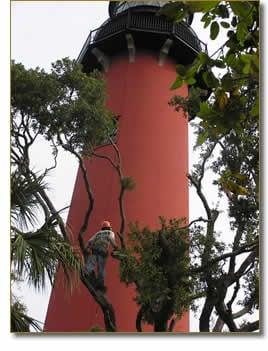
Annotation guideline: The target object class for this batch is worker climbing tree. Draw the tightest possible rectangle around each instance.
[84,221,117,292]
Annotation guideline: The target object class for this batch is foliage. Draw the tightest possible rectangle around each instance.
[119,218,192,331]
[11,58,116,331]
[11,225,81,290]
[167,1,259,332]
[11,1,259,333]
[89,325,104,332]
[11,171,42,229]
[12,58,115,155]
[11,300,42,332]
[121,176,136,191]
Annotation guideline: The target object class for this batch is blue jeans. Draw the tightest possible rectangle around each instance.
[85,252,107,286]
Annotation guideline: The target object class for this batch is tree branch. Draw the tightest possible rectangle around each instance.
[191,240,258,274]
[92,137,127,249]
[228,226,244,274]
[227,280,240,311]
[215,302,238,332]
[109,137,127,243]
[199,295,215,332]
[239,320,259,332]
[232,250,257,283]
[80,271,116,331]
[70,149,94,256]
[92,151,118,170]
[188,174,212,220]
[136,307,144,332]
[213,304,254,332]
[179,217,210,230]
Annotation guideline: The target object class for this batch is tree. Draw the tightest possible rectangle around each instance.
[164,0,259,332]
[11,58,116,331]
[118,218,192,332]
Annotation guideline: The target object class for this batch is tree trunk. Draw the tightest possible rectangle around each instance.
[154,319,168,332]
[199,296,214,332]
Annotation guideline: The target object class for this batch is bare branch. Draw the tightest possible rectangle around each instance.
[56,132,94,254]
[70,149,94,255]
[108,136,127,242]
[34,192,50,222]
[188,174,212,220]
[233,306,252,319]
[233,250,257,282]
[239,320,259,332]
[227,280,240,311]
[92,151,118,170]
[43,139,59,176]
[80,271,116,331]
[212,316,224,332]
[179,217,210,230]
[109,136,121,167]
[92,137,127,248]
[213,308,252,332]
[215,301,238,332]
[136,307,143,332]
[229,226,244,274]
[191,240,258,275]
[36,179,68,240]
[168,317,177,332]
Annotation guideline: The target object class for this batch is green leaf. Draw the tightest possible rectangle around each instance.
[214,59,226,69]
[202,71,219,88]
[242,63,251,75]
[240,54,252,64]
[176,64,187,77]
[231,16,238,27]
[186,77,196,85]
[250,96,259,117]
[215,4,229,18]
[198,101,211,118]
[201,13,212,28]
[204,18,212,28]
[221,73,233,91]
[189,1,219,12]
[225,53,235,66]
[198,52,210,65]
[197,130,209,145]
[230,1,252,19]
[160,3,186,21]
[171,77,184,90]
[220,21,230,29]
[237,21,248,43]
[210,21,220,40]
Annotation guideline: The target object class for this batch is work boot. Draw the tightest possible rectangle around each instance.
[98,284,107,293]
[96,279,107,292]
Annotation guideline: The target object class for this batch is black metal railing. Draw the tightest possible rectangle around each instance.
[77,9,207,63]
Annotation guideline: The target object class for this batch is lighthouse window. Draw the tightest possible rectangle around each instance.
[114,1,167,15]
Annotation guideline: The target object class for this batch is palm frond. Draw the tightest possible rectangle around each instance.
[11,171,41,229]
[11,300,42,332]
[11,224,82,290]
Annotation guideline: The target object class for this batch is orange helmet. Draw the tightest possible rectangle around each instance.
[101,220,111,229]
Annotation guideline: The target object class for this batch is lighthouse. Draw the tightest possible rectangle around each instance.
[44,1,204,332]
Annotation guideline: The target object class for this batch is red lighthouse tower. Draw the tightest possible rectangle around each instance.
[44,1,204,332]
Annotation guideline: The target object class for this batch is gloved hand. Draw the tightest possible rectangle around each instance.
[111,250,118,257]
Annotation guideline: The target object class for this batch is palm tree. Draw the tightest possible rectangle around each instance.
[10,167,82,332]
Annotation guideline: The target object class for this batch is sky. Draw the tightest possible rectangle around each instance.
[2,0,267,346]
